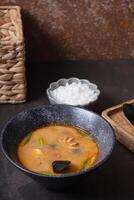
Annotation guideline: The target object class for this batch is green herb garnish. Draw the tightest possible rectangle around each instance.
[38,137,45,146]
[76,130,92,140]
[89,156,96,165]
[22,133,32,146]
[39,171,52,175]
[80,159,90,171]
[80,156,97,171]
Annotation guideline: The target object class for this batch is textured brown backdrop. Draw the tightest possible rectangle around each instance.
[1,0,134,61]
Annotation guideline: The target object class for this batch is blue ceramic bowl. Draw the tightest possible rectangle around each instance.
[1,104,115,190]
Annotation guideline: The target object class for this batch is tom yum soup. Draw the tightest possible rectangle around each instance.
[17,125,99,175]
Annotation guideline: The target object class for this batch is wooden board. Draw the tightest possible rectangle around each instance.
[102,99,134,152]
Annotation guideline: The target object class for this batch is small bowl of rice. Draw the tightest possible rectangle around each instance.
[46,77,100,107]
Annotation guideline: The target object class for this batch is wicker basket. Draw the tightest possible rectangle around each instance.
[0,6,26,103]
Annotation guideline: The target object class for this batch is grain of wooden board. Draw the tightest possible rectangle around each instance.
[102,99,134,153]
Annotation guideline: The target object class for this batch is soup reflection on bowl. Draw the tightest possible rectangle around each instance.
[1,105,115,190]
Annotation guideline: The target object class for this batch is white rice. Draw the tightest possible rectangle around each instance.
[50,82,99,106]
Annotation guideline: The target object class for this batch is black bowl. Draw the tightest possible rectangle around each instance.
[1,104,115,190]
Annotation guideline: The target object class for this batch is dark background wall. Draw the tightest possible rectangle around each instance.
[1,0,134,61]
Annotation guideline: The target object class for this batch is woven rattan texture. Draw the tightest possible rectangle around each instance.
[0,6,26,103]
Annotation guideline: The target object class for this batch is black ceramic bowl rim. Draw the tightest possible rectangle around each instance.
[1,104,115,179]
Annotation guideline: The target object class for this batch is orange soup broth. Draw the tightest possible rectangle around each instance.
[18,125,99,175]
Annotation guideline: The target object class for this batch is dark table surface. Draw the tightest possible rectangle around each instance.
[0,60,134,200]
